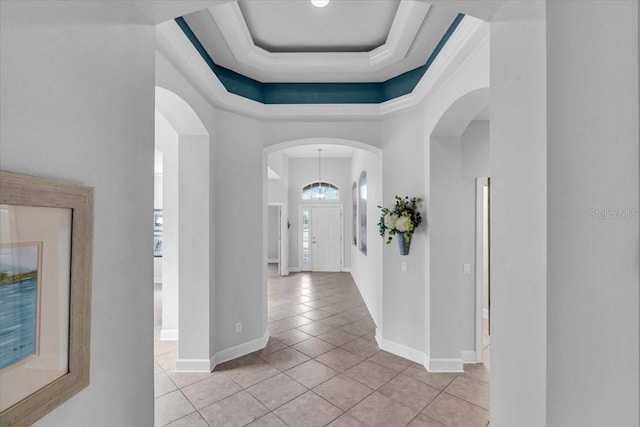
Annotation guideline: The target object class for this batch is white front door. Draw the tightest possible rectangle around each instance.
[311,206,342,271]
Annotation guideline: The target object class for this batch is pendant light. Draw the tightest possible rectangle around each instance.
[314,148,326,199]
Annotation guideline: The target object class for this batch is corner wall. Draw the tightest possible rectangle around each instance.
[490,1,547,425]
[546,1,639,425]
[0,3,156,425]
[350,149,383,324]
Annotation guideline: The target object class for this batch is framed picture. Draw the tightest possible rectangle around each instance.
[154,232,163,257]
[0,171,94,426]
[154,209,163,232]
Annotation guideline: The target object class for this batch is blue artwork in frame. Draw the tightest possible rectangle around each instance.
[0,242,41,371]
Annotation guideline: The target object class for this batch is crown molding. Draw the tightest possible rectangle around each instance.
[206,0,430,83]
[156,16,489,121]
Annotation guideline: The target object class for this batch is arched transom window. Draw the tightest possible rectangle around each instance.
[302,182,339,200]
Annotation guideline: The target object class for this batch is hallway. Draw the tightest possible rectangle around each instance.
[154,267,490,426]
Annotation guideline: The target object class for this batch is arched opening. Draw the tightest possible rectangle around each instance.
[264,138,383,324]
[154,86,212,372]
[428,87,490,373]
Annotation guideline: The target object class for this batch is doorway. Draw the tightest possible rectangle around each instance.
[475,176,490,362]
[267,203,287,276]
[299,205,343,272]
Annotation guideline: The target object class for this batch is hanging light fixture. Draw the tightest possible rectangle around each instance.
[314,148,326,199]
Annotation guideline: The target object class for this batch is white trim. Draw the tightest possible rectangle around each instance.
[154,276,162,284]
[375,331,425,366]
[375,331,465,373]
[207,0,431,82]
[155,17,489,122]
[462,351,477,364]
[483,308,489,319]
[475,177,489,363]
[288,267,301,273]
[210,329,270,368]
[426,357,464,373]
[341,267,351,273]
[160,329,179,341]
[175,358,212,372]
[268,258,279,263]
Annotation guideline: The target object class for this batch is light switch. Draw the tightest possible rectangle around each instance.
[463,263,471,275]
[401,261,408,273]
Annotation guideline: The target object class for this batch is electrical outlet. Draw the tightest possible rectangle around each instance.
[235,322,242,333]
[401,261,408,273]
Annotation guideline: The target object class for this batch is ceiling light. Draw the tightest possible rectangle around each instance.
[311,0,329,8]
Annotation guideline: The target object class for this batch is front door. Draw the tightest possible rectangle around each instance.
[311,206,342,272]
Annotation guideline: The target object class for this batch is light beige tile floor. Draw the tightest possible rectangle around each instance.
[154,265,490,427]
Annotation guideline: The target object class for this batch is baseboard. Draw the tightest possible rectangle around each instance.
[461,351,476,364]
[375,330,465,373]
[210,329,270,367]
[160,329,179,341]
[341,267,351,273]
[376,331,426,365]
[268,259,279,263]
[176,358,212,372]
[288,267,301,273]
[426,357,464,372]
[483,308,489,319]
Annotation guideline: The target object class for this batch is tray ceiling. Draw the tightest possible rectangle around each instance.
[182,0,461,83]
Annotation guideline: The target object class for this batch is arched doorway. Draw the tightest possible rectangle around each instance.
[428,87,490,369]
[154,86,212,372]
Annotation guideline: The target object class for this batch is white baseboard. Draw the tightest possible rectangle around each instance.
[268,258,279,263]
[483,308,489,319]
[160,329,179,341]
[461,351,477,364]
[210,329,270,367]
[375,330,465,373]
[341,267,351,273]
[288,267,301,273]
[176,358,212,372]
[426,357,464,372]
[376,331,426,365]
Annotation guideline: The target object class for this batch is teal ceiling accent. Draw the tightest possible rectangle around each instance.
[174,13,464,105]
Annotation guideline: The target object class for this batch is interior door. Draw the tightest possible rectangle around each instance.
[311,206,342,271]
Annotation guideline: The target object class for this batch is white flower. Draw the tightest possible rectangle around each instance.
[395,216,414,232]
[384,213,398,229]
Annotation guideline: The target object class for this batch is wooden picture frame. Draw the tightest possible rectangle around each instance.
[0,171,94,427]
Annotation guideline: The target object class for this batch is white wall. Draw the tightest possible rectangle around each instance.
[350,149,383,323]
[267,151,289,204]
[155,111,179,340]
[381,109,427,352]
[490,1,547,424]
[0,2,156,424]
[287,157,352,271]
[546,1,639,425]
[213,109,267,351]
[154,171,163,283]
[460,120,490,348]
[377,28,490,368]
[267,206,279,261]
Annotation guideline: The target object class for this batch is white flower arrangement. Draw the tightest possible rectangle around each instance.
[378,196,423,244]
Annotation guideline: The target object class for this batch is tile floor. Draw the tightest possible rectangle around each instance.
[154,265,490,427]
